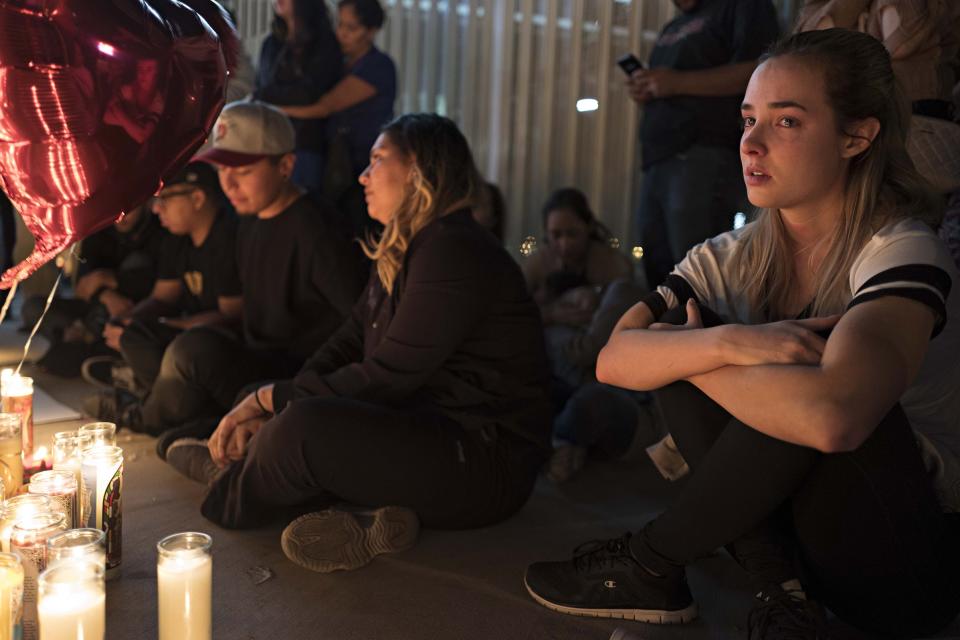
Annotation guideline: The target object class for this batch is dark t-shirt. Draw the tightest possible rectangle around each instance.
[255,34,343,153]
[156,210,241,315]
[329,46,397,174]
[236,195,367,360]
[79,212,166,302]
[640,0,779,168]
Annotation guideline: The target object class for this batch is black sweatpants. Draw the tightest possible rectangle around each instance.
[119,318,182,391]
[201,397,544,531]
[136,326,300,437]
[642,310,960,638]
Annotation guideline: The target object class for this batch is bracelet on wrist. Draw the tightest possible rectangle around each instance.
[253,387,270,414]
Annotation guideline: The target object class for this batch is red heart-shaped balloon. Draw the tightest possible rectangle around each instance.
[0,0,238,287]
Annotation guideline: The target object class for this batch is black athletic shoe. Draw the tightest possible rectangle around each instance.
[747,584,831,639]
[81,388,142,430]
[524,533,698,624]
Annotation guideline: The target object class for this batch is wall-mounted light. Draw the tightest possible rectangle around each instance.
[576,98,599,113]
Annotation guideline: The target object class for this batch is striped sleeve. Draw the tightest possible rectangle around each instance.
[641,274,699,321]
[848,223,955,338]
[641,228,745,322]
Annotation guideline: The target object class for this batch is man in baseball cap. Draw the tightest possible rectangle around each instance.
[145,101,367,450]
[195,100,297,168]
[84,159,243,429]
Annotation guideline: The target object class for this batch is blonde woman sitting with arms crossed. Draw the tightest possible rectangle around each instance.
[525,29,960,639]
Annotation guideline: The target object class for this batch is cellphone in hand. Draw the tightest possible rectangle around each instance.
[616,53,644,76]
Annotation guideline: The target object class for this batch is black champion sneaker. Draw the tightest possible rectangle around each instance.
[524,533,698,624]
[747,583,831,639]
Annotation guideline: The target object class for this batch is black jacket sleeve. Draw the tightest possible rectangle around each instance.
[271,292,366,410]
[274,230,488,407]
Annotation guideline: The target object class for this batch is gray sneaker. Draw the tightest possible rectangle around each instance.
[280,506,419,573]
[165,438,220,485]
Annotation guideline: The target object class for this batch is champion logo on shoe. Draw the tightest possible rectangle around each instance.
[604,579,617,589]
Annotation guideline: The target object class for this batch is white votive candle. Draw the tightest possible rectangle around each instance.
[37,559,104,640]
[0,495,53,553]
[53,432,91,524]
[46,529,106,570]
[76,424,115,450]
[157,532,212,640]
[0,414,22,499]
[0,553,24,640]
[1,374,34,459]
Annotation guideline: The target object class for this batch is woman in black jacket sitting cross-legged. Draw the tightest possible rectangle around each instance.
[166,114,552,573]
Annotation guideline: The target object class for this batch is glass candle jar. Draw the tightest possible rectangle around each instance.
[0,415,21,499]
[80,447,122,578]
[28,472,78,530]
[46,529,106,569]
[37,559,104,640]
[12,513,67,640]
[1,374,33,460]
[157,532,212,640]
[52,432,92,525]
[0,495,53,553]
[0,553,23,640]
[76,424,115,450]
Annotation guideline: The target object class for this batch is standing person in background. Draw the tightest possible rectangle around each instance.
[279,0,397,238]
[255,0,342,194]
[629,0,779,289]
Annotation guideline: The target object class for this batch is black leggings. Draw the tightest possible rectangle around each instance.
[201,397,544,531]
[643,311,960,637]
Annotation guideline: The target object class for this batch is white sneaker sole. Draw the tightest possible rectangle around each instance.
[524,577,698,624]
[281,506,419,573]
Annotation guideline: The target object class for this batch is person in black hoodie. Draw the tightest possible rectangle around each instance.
[166,114,552,574]
[254,0,342,194]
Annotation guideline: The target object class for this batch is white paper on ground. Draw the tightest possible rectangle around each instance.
[33,386,81,424]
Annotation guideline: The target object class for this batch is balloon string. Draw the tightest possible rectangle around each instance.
[16,269,64,375]
[0,279,19,328]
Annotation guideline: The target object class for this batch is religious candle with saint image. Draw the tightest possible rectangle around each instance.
[28,472,78,530]
[11,512,67,640]
[80,447,122,579]
[1,372,33,460]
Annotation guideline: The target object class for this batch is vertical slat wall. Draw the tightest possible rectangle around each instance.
[232,0,802,253]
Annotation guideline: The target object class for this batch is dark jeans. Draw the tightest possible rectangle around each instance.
[636,144,747,289]
[201,397,544,531]
[118,319,183,391]
[139,326,300,437]
[553,383,641,458]
[641,312,960,637]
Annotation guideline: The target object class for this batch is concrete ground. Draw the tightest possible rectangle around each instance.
[4,320,959,640]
